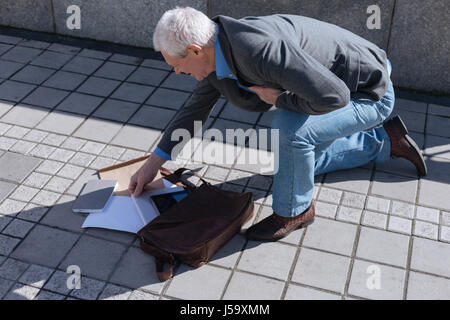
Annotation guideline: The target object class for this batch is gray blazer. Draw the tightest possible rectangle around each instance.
[157,14,390,157]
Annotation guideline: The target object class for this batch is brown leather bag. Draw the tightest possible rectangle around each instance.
[137,167,254,281]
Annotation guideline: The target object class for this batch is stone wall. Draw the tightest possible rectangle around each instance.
[0,0,448,94]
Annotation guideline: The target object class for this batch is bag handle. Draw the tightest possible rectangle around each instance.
[173,167,211,186]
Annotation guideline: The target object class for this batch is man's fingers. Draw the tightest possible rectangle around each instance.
[133,180,144,197]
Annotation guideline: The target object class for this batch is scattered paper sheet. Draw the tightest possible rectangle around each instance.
[81,192,160,234]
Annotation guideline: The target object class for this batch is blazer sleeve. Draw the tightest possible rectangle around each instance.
[256,39,351,115]
[156,77,220,159]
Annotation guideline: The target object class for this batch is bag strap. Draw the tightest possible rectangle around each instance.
[140,237,176,282]
[173,167,211,186]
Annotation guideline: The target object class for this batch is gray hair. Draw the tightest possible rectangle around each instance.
[153,7,218,58]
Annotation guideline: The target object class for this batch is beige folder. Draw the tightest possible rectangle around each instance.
[98,155,168,197]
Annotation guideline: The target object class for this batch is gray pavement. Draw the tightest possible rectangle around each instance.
[0,33,450,300]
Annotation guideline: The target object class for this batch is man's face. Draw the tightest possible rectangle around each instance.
[161,45,212,81]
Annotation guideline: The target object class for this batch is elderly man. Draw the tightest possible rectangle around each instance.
[128,7,427,241]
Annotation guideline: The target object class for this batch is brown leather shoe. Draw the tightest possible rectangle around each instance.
[383,115,427,176]
[246,202,315,241]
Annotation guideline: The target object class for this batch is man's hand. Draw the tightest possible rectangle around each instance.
[128,153,166,197]
[248,86,283,105]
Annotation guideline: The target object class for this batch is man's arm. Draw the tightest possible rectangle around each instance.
[256,39,350,115]
[156,76,221,159]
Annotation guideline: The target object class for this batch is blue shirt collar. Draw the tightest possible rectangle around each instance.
[215,34,236,80]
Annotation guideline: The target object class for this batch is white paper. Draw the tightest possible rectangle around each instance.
[81,193,160,234]
[146,178,184,196]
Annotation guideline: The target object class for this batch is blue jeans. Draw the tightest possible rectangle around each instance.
[271,60,394,217]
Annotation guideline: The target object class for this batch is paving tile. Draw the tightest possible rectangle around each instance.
[99,145,125,159]
[40,196,85,232]
[223,271,284,300]
[98,284,132,300]
[56,163,84,180]
[348,259,405,300]
[22,129,48,143]
[43,270,74,295]
[70,276,105,300]
[390,200,415,219]
[10,140,37,155]
[111,124,160,151]
[43,70,87,90]
[73,117,122,143]
[66,168,97,196]
[395,98,427,113]
[44,176,73,193]
[426,115,450,138]
[0,180,16,202]
[0,80,36,102]
[395,108,426,133]
[0,42,12,55]
[303,217,357,256]
[48,148,75,162]
[78,48,112,60]
[0,215,13,232]
[371,171,418,202]
[17,39,51,50]
[161,73,197,92]
[42,133,67,147]
[31,189,61,206]
[0,136,17,150]
[16,203,49,222]
[0,60,24,78]
[109,247,165,294]
[424,134,450,160]
[317,187,342,204]
[314,201,338,219]
[418,179,450,211]
[2,218,35,238]
[109,53,143,65]
[1,46,42,63]
[388,216,412,235]
[0,258,29,280]
[80,141,106,155]
[61,137,86,151]
[341,192,366,209]
[366,196,390,213]
[69,152,95,167]
[0,234,21,255]
[0,199,26,217]
[94,62,136,80]
[35,290,65,300]
[285,284,341,300]
[407,271,450,300]
[29,144,57,158]
[362,210,388,229]
[60,235,126,281]
[336,206,363,224]
[55,92,104,115]
[209,234,246,268]
[238,241,296,281]
[322,168,372,194]
[441,211,450,226]
[111,82,155,104]
[11,225,78,267]
[127,67,168,86]
[88,156,116,170]
[3,283,40,300]
[356,227,410,267]
[37,111,85,135]
[30,51,73,69]
[129,105,176,130]
[440,225,450,243]
[0,278,15,299]
[410,237,450,278]
[93,98,140,122]
[76,76,121,97]
[35,159,64,175]
[145,87,190,110]
[61,56,104,75]
[0,151,41,183]
[0,99,13,117]
[18,264,54,288]
[141,58,171,71]
[47,43,80,55]
[292,248,350,294]
[413,220,438,240]
[247,174,273,190]
[166,263,231,300]
[4,125,30,139]
[10,65,55,85]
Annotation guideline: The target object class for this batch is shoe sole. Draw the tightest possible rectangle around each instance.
[246,217,316,242]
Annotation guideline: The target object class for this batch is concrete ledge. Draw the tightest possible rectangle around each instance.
[0,0,54,33]
[387,0,450,93]
[52,0,207,48]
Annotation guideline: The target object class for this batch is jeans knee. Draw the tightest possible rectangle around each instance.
[271,109,313,146]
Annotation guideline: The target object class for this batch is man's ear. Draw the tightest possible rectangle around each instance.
[187,44,203,56]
